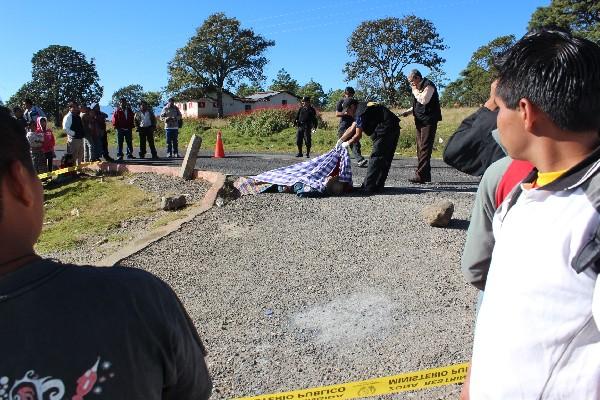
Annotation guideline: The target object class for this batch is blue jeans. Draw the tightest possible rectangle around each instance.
[166,128,179,155]
[116,128,134,157]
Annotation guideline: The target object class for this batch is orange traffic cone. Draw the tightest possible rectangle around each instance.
[214,130,225,158]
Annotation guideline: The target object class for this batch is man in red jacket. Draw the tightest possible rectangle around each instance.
[111,98,136,160]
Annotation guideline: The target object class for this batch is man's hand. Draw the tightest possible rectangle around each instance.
[484,79,499,111]
[341,141,350,149]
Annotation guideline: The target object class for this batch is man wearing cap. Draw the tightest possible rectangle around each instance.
[401,69,442,183]
[293,96,318,158]
[339,100,400,194]
[335,87,367,168]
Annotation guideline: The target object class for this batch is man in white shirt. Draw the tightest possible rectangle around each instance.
[401,69,442,183]
[134,101,158,159]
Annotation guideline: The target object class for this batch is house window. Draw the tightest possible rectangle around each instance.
[213,102,217,108]
[182,103,187,111]
[199,102,206,108]
[281,100,287,106]
[244,104,251,112]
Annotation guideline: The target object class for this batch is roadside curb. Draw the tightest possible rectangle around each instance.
[90,163,227,267]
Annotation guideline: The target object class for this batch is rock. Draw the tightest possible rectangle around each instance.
[161,195,187,211]
[70,208,80,217]
[422,200,454,227]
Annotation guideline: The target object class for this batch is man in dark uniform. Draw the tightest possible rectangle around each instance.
[294,96,318,158]
[335,87,367,167]
[339,99,401,194]
[401,69,442,183]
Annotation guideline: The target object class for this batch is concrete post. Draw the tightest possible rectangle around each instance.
[179,134,202,179]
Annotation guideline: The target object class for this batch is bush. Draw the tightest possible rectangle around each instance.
[229,108,327,137]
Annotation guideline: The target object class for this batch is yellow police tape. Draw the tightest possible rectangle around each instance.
[234,363,468,400]
[38,162,98,180]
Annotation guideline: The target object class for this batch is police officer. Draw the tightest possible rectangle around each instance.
[338,99,400,194]
[294,96,318,158]
[335,87,367,167]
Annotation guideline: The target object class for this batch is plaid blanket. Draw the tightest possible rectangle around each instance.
[252,146,352,192]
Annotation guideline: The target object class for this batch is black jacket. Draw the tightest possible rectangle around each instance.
[412,78,442,125]
[294,105,318,129]
[443,107,504,176]
[357,103,400,137]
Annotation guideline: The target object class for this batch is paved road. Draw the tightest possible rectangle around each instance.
[115,150,482,399]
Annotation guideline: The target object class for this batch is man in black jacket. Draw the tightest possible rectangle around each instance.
[443,80,505,176]
[294,96,318,158]
[335,87,367,167]
[339,100,401,194]
[401,69,442,183]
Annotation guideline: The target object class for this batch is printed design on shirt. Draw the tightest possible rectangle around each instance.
[0,357,114,400]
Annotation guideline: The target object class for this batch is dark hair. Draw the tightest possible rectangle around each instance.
[12,106,23,114]
[68,101,79,108]
[344,86,355,95]
[24,98,33,105]
[0,106,35,220]
[496,28,600,132]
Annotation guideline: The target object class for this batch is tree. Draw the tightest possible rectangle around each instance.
[11,45,103,125]
[344,15,447,106]
[529,0,600,43]
[297,79,326,108]
[268,68,300,94]
[111,84,144,108]
[323,88,345,111]
[441,35,515,107]
[236,82,264,98]
[142,91,164,109]
[167,12,274,117]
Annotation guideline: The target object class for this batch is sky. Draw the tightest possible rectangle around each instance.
[0,0,548,106]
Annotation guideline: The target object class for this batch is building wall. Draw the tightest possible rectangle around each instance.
[176,91,298,118]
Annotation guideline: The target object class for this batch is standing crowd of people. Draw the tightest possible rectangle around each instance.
[9,97,184,172]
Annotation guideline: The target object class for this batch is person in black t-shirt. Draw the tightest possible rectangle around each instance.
[335,87,367,168]
[0,106,211,399]
[294,96,318,158]
[338,100,401,194]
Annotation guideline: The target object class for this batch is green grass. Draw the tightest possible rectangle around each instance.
[37,176,157,253]
[54,107,476,159]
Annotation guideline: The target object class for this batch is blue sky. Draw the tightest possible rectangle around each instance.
[0,0,547,105]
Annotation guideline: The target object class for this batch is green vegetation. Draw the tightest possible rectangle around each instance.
[37,176,156,253]
[54,107,475,159]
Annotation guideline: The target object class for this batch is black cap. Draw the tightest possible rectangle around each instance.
[301,96,311,102]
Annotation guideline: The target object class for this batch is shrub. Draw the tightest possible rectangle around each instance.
[229,108,328,137]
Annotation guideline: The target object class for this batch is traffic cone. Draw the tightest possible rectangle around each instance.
[214,129,225,158]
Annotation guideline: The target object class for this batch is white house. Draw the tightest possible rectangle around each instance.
[176,90,300,118]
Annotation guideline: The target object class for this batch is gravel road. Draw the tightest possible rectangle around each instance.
[120,158,481,399]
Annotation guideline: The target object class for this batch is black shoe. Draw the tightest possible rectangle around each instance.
[295,152,303,157]
[127,154,136,159]
[116,156,123,162]
[104,155,115,162]
[151,155,159,160]
[306,153,310,158]
[139,153,145,159]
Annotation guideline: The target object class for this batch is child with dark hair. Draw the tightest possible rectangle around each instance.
[25,120,45,173]
[37,117,55,172]
[465,29,600,399]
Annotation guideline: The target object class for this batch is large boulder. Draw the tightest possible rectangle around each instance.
[161,195,187,211]
[422,200,454,227]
